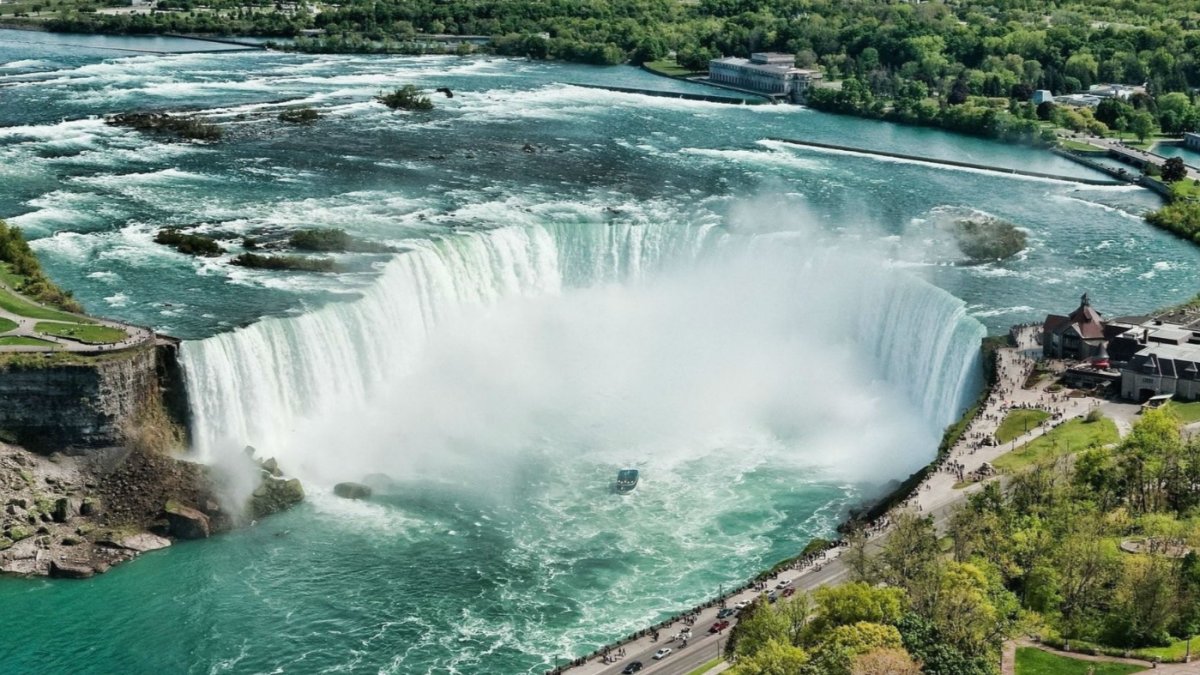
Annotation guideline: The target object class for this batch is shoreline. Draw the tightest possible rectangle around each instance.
[555,322,1120,674]
[548,332,1009,674]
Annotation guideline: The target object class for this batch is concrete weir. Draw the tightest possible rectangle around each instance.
[565,82,767,104]
[768,137,1127,186]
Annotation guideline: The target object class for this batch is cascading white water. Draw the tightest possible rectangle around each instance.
[181,221,983,468]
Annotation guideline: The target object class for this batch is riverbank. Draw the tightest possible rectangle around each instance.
[0,443,304,578]
[557,324,1123,675]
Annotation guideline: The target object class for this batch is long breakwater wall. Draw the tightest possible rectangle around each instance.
[565,82,765,105]
[769,137,1127,186]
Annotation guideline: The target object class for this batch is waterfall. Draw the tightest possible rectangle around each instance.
[181,222,984,463]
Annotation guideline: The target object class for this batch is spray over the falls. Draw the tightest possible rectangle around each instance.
[181,219,984,487]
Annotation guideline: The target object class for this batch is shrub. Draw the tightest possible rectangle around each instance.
[376,85,434,111]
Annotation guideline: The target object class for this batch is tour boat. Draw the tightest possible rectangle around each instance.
[614,469,639,494]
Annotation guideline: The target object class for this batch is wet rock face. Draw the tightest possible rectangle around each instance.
[248,476,305,520]
[0,348,160,454]
[49,560,95,579]
[163,502,211,539]
[333,482,372,500]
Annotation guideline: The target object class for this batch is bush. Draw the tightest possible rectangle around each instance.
[1086,409,1105,423]
[0,220,83,313]
[376,85,433,111]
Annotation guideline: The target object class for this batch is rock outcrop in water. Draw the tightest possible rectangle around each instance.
[106,112,223,141]
[952,217,1028,261]
[0,442,306,578]
[333,482,372,500]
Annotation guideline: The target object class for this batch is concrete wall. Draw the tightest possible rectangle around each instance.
[0,344,185,454]
[1122,370,1200,401]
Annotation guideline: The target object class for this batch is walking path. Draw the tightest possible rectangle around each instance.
[561,326,1122,675]
[0,283,154,354]
[1003,637,1200,674]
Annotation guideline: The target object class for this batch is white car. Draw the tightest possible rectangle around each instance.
[776,579,790,589]
[654,648,672,660]
[735,600,750,610]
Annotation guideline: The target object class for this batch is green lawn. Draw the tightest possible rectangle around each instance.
[34,321,127,344]
[0,317,17,333]
[1165,401,1200,424]
[685,658,722,675]
[0,285,90,323]
[996,409,1051,444]
[643,59,706,78]
[0,336,57,347]
[1059,139,1106,153]
[1134,634,1200,661]
[1169,179,1200,201]
[1015,647,1145,675]
[993,417,1119,473]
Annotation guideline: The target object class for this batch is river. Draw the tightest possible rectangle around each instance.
[0,31,1197,674]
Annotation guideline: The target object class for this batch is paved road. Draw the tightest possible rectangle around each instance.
[1064,133,1200,181]
[566,325,1123,675]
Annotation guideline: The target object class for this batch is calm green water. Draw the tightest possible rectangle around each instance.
[1,31,1198,675]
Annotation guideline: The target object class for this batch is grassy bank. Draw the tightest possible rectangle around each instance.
[995,409,1051,444]
[993,417,1119,473]
[642,59,704,79]
[1014,648,1145,675]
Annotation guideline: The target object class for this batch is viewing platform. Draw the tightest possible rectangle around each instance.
[0,280,156,355]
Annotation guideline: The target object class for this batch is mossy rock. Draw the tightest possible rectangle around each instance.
[0,537,12,551]
[6,525,31,542]
[953,217,1027,261]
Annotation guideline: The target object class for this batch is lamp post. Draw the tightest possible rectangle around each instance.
[719,583,725,608]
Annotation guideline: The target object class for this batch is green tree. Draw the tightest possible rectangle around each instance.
[807,622,904,675]
[1130,110,1158,142]
[1163,157,1188,183]
[730,597,790,660]
[727,638,809,675]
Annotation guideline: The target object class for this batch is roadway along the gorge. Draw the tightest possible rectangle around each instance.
[570,325,1128,675]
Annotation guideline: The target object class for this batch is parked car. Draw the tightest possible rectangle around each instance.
[717,608,736,619]
[782,587,796,598]
[621,662,643,674]
[734,600,750,610]
[767,591,779,603]
[776,579,790,589]
[709,620,731,633]
[653,648,672,660]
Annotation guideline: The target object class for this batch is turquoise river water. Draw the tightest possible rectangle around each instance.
[1,30,1199,674]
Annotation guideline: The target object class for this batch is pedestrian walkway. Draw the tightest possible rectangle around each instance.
[565,326,1119,675]
[0,282,153,354]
